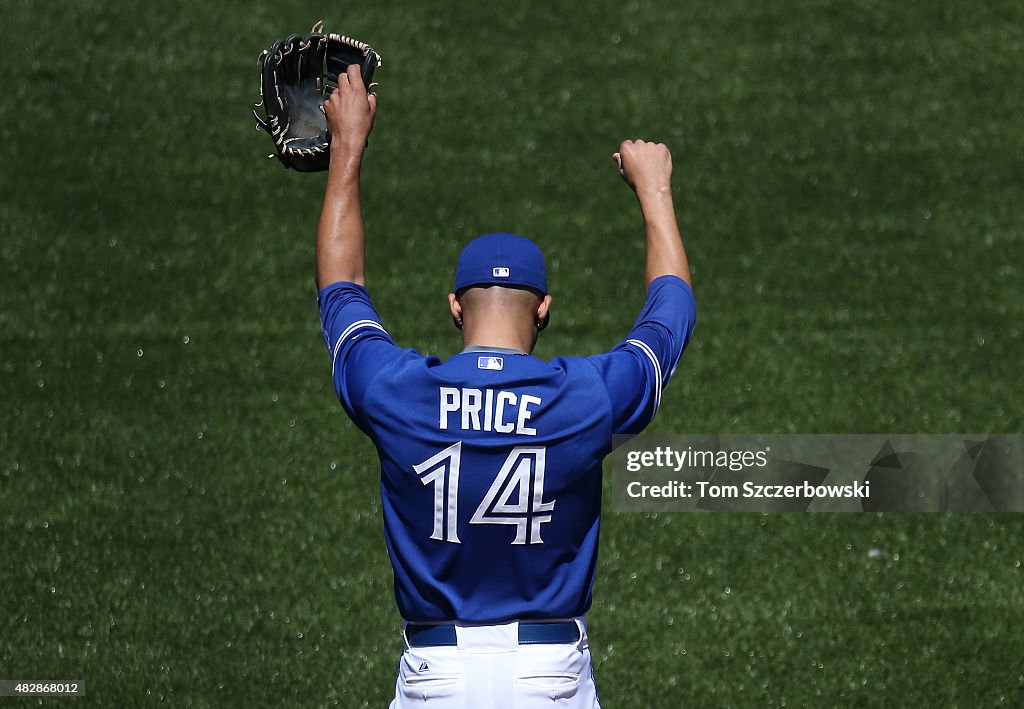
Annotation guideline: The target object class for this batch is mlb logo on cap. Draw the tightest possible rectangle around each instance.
[454,233,548,295]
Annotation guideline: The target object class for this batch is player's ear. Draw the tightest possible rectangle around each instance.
[448,292,463,330]
[536,295,552,331]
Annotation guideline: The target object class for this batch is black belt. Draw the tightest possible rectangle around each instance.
[406,621,580,647]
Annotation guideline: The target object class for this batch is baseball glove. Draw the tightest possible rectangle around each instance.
[253,21,381,172]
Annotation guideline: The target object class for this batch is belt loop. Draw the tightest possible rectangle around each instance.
[574,617,589,651]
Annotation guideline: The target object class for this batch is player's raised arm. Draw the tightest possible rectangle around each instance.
[613,140,692,289]
[316,64,378,290]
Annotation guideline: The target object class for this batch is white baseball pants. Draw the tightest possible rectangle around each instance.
[388,619,602,708]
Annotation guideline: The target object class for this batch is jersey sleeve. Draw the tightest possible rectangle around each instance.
[587,275,697,435]
[318,281,403,429]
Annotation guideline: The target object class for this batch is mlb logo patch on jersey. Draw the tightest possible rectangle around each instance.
[492,267,510,278]
[478,356,504,371]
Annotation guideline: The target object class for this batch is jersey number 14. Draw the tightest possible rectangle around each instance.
[413,442,555,545]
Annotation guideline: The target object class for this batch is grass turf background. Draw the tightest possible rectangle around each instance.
[2,0,1023,705]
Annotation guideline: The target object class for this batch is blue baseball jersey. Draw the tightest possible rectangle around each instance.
[318,276,696,623]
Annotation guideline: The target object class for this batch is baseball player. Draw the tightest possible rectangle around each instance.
[316,65,696,708]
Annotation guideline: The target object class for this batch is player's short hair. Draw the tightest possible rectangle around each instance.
[457,285,543,310]
[457,285,550,331]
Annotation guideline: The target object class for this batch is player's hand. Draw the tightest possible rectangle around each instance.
[323,64,378,154]
[613,140,672,197]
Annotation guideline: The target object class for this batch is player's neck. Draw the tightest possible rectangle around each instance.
[462,318,536,355]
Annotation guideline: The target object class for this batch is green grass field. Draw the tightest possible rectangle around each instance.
[3,0,1023,705]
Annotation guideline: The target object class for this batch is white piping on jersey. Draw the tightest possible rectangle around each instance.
[332,319,388,376]
[626,338,663,417]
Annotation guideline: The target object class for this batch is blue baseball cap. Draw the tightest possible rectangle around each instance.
[454,233,547,294]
